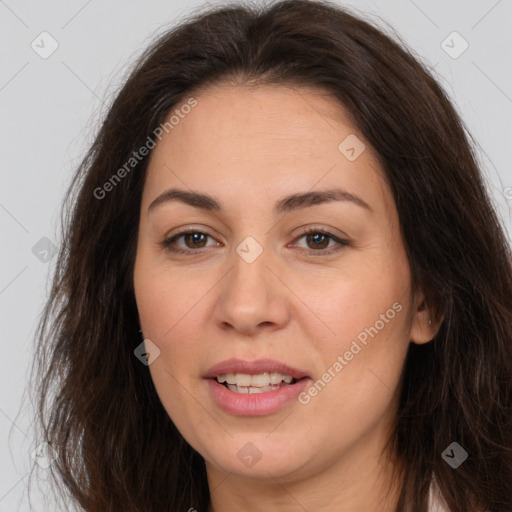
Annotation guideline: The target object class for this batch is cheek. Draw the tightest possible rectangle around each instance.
[134,266,205,431]
[298,249,411,353]
[135,275,197,377]
[297,249,412,408]
[296,296,409,457]
[134,253,184,382]
[133,251,212,392]
[134,247,200,340]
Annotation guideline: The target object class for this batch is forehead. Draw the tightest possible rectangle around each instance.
[156,83,360,160]
[142,83,392,218]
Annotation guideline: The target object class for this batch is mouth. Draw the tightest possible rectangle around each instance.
[204,359,312,416]
[214,372,304,394]
[203,358,310,395]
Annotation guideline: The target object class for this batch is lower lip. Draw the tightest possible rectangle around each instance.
[206,378,311,416]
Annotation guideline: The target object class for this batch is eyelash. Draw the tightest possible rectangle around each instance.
[161,227,350,256]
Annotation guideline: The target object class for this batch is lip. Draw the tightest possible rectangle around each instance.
[206,376,311,416]
[203,358,310,380]
[203,358,311,416]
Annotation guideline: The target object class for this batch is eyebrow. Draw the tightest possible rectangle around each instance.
[147,187,372,214]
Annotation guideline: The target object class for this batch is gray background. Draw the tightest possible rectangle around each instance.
[1,0,511,510]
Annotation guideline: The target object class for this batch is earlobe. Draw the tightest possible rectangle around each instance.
[410,297,442,345]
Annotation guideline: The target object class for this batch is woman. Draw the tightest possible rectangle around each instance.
[29,1,512,511]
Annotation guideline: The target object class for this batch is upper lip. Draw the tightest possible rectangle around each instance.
[203,358,310,380]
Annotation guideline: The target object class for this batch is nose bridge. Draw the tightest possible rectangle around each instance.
[228,237,272,306]
[214,235,289,332]
[226,230,268,278]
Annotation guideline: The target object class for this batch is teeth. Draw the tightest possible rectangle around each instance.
[226,383,282,394]
[269,372,283,385]
[250,373,269,387]
[235,374,252,387]
[216,372,295,388]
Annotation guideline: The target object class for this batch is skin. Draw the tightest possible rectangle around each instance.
[133,83,440,512]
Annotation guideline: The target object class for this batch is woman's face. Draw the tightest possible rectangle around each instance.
[133,83,433,485]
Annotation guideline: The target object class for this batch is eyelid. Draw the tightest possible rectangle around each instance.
[161,225,350,255]
[164,225,216,240]
[289,226,350,254]
[293,224,349,242]
[161,227,221,255]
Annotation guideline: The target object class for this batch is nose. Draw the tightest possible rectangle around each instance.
[213,245,291,336]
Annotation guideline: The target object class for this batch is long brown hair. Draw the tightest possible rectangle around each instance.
[28,1,512,510]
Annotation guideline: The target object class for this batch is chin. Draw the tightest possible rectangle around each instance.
[200,433,315,480]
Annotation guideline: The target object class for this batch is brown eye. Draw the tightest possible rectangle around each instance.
[162,230,220,254]
[293,228,350,255]
[182,232,208,249]
[305,232,330,250]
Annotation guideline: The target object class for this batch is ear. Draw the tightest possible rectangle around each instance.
[410,291,443,345]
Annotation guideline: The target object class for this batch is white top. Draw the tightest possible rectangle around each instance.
[428,479,450,512]
[428,477,493,512]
